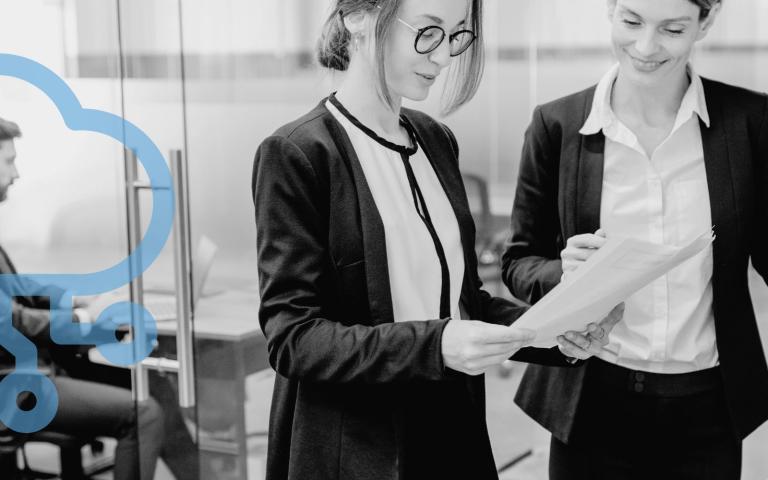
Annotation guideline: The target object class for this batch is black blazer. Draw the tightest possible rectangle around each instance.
[502,78,768,442]
[252,99,572,480]
[0,245,65,377]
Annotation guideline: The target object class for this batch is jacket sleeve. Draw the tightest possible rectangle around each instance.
[752,93,768,283]
[0,249,66,310]
[471,259,574,367]
[501,106,564,304]
[441,124,573,367]
[253,135,455,384]
[11,304,55,347]
[0,288,54,348]
[20,282,65,310]
[0,269,66,347]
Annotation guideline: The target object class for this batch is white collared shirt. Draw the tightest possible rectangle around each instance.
[327,100,465,322]
[580,64,718,374]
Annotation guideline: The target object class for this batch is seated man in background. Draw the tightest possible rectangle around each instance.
[0,117,165,480]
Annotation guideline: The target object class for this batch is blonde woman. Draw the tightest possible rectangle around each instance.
[252,0,621,478]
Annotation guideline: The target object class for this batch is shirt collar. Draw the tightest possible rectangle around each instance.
[676,65,710,130]
[579,63,710,136]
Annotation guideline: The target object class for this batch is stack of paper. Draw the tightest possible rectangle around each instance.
[512,231,714,347]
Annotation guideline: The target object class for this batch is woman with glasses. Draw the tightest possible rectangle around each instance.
[252,0,622,479]
[503,0,768,478]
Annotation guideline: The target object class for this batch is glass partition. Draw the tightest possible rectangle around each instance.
[2,0,767,478]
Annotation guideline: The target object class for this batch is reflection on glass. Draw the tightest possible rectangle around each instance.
[1,0,767,478]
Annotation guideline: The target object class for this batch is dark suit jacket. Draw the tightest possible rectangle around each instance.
[0,245,65,377]
[253,99,574,480]
[502,78,768,442]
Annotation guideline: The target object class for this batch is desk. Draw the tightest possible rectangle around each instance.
[91,287,268,480]
[164,288,266,479]
[10,246,268,478]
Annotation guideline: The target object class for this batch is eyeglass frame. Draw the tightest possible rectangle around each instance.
[367,4,476,57]
[395,17,476,57]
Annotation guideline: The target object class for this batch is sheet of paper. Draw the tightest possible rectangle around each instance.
[512,231,714,347]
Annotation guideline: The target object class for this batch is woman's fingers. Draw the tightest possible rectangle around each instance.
[557,336,592,360]
[558,329,608,359]
[561,248,593,262]
[560,231,608,274]
[564,331,593,351]
[566,232,608,249]
[464,352,525,375]
[585,323,609,347]
[442,321,536,375]
[467,339,528,357]
[473,323,536,344]
[599,303,626,331]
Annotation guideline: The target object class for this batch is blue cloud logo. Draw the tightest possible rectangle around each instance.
[0,54,174,433]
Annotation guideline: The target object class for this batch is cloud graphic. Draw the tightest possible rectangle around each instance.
[0,54,174,433]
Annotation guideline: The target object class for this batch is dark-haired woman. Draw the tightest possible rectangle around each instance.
[252,0,622,479]
[502,0,768,478]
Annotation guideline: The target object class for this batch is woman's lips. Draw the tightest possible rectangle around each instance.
[627,53,668,72]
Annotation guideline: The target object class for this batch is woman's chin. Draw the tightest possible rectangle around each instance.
[402,86,430,103]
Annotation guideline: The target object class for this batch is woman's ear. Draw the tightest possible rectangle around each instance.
[606,0,617,22]
[342,10,368,38]
[696,3,721,40]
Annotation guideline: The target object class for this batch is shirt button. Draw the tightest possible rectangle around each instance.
[635,372,645,382]
[634,382,644,393]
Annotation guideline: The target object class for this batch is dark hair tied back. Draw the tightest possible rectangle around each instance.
[315,0,485,116]
[317,5,354,71]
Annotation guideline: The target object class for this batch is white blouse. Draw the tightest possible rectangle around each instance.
[580,64,717,374]
[326,99,465,322]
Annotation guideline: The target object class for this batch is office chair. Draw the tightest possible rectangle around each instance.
[0,429,113,480]
[23,431,112,479]
[461,172,509,296]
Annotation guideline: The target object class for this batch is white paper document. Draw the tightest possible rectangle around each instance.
[512,231,714,347]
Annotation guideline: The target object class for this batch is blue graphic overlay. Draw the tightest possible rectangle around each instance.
[0,54,174,433]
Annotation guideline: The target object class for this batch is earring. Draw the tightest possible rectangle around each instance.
[353,34,361,52]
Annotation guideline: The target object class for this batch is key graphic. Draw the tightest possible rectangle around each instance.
[0,54,174,433]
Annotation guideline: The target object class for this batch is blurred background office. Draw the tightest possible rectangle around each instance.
[0,0,765,478]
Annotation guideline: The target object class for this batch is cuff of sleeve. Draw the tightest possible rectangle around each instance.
[73,308,93,324]
[435,318,463,379]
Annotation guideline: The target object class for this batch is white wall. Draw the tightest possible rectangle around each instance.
[1,0,767,264]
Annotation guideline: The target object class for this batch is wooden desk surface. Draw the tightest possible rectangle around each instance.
[7,246,264,342]
[151,288,262,342]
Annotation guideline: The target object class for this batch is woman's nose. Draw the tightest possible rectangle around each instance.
[634,29,660,57]
[428,37,452,68]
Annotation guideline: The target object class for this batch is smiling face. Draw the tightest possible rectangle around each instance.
[609,0,717,88]
[383,0,471,102]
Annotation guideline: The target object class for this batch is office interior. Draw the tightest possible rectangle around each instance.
[0,0,766,478]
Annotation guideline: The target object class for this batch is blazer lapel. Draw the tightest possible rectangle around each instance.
[322,110,395,325]
[0,244,39,307]
[574,133,605,235]
[406,117,475,257]
[0,245,16,275]
[572,89,605,236]
[406,114,480,316]
[700,81,736,268]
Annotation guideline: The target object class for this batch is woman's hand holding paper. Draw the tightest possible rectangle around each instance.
[556,303,625,360]
[560,228,607,281]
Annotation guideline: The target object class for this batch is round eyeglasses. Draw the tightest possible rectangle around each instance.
[396,18,476,57]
